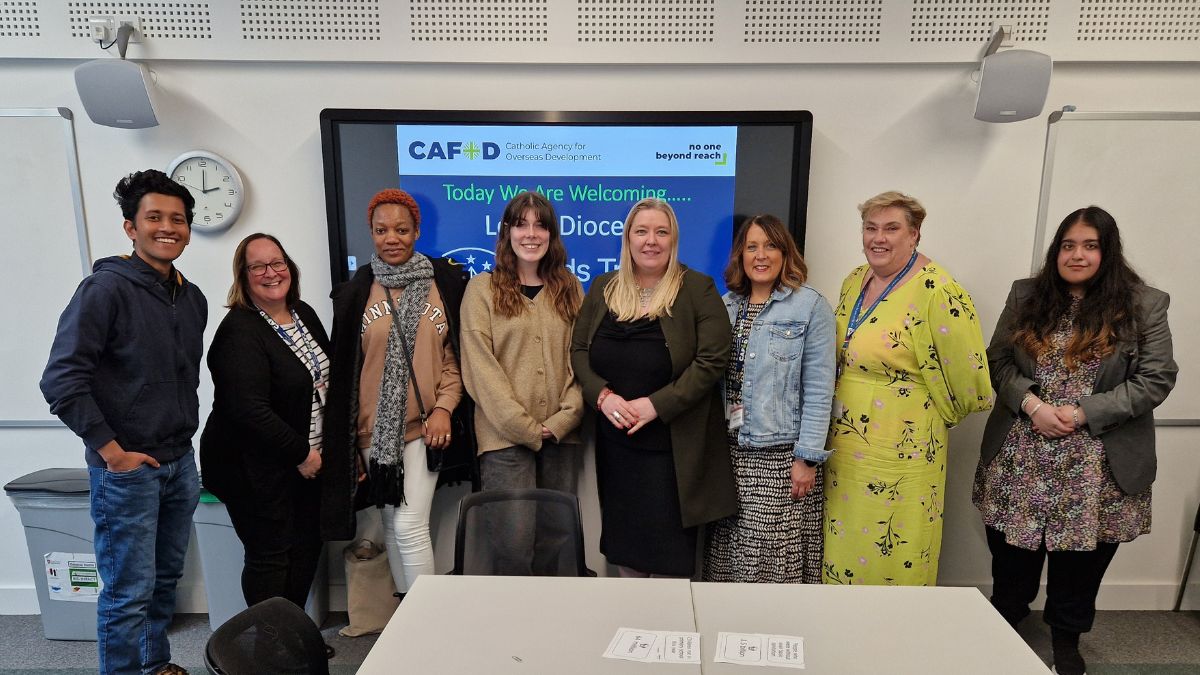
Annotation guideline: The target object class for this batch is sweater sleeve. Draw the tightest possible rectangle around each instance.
[540,276,585,442]
[433,333,464,416]
[40,276,119,452]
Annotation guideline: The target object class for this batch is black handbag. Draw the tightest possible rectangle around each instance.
[385,288,472,473]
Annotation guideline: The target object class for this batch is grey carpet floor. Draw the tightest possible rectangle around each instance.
[0,610,1197,673]
[0,612,374,674]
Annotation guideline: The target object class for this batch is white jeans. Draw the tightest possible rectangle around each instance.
[373,438,438,593]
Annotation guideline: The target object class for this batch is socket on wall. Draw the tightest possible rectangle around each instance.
[86,16,143,44]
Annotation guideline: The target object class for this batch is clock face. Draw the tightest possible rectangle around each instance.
[166,151,244,233]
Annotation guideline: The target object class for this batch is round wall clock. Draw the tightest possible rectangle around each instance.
[166,150,245,233]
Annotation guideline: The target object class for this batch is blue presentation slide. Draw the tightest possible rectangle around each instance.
[392,124,738,290]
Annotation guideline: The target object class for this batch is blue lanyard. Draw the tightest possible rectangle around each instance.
[257,307,323,384]
[843,250,918,350]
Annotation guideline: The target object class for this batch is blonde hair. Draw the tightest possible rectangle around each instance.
[604,198,685,321]
[858,190,926,244]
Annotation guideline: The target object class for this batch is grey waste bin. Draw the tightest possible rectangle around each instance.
[192,488,328,631]
[4,468,98,641]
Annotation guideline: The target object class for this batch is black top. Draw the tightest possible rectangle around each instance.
[199,302,330,503]
[520,284,543,299]
[588,313,672,451]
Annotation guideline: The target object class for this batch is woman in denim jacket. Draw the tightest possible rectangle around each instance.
[704,214,836,583]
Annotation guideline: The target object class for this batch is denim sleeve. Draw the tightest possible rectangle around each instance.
[40,277,118,452]
[793,294,837,462]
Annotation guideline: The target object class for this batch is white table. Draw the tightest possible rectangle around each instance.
[357,575,701,674]
[691,582,1050,674]
[359,576,1050,674]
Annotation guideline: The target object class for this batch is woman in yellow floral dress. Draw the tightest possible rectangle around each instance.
[823,191,993,586]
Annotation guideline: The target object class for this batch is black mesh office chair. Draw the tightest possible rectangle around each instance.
[451,488,596,577]
[204,597,329,675]
[1174,500,1200,612]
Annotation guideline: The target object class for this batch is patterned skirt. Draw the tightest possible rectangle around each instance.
[703,440,824,583]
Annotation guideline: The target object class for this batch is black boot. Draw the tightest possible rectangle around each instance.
[988,596,1028,630]
[1051,627,1086,675]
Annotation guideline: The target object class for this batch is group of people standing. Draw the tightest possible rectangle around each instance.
[40,168,1175,675]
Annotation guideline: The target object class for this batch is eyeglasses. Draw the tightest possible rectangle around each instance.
[246,260,288,276]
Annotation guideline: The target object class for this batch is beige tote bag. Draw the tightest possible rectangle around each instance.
[338,539,400,637]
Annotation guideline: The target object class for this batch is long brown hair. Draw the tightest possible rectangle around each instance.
[226,233,301,310]
[1011,206,1142,369]
[724,214,808,296]
[491,191,581,321]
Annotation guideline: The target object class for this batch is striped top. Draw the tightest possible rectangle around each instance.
[277,320,331,452]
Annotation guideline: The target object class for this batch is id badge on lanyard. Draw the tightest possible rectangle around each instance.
[727,403,744,430]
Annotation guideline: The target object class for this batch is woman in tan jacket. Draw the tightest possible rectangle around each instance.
[460,191,584,574]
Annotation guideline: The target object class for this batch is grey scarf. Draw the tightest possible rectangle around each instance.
[367,252,434,507]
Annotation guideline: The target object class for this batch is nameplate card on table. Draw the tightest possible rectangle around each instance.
[714,632,806,669]
[602,627,702,665]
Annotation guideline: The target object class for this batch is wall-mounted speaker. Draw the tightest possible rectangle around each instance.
[974,49,1052,123]
[73,60,159,129]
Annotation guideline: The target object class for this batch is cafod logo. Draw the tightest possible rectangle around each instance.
[408,140,500,160]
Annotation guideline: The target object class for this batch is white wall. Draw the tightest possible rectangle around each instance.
[1,59,1198,614]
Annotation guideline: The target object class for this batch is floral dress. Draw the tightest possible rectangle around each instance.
[973,298,1151,551]
[823,262,993,586]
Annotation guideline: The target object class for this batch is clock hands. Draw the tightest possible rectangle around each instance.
[198,169,220,193]
[175,178,221,194]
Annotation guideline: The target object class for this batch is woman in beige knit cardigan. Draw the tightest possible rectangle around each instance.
[460,191,585,574]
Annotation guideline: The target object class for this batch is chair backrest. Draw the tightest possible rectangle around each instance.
[452,488,594,577]
[204,596,329,675]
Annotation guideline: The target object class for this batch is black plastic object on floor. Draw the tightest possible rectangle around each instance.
[203,597,329,675]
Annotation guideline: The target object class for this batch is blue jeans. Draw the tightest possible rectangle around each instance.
[89,453,200,675]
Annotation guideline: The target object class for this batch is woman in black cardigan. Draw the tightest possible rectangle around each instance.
[200,233,331,610]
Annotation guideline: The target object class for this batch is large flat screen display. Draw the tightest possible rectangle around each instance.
[320,110,812,292]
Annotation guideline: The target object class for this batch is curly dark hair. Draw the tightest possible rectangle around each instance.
[1011,206,1143,368]
[113,169,195,225]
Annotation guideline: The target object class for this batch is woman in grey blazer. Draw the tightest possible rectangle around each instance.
[974,206,1177,675]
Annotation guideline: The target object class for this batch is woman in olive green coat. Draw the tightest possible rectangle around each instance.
[570,198,734,577]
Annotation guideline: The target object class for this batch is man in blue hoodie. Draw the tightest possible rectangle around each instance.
[41,169,207,675]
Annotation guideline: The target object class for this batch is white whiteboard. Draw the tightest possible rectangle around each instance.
[1035,111,1200,423]
[0,109,90,425]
